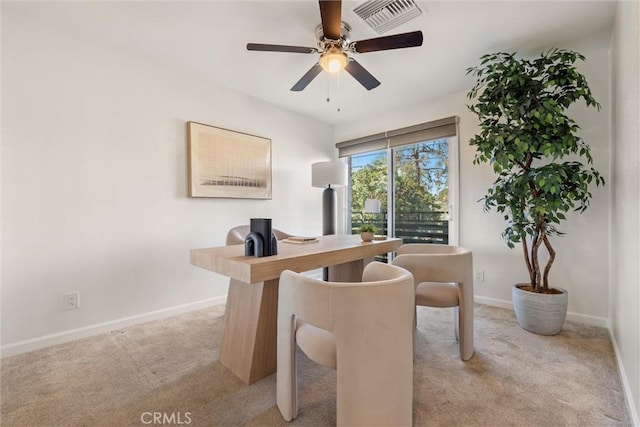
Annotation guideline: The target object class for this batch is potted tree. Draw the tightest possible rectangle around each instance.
[466,49,605,335]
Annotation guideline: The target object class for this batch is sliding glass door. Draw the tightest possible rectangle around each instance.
[348,136,458,250]
[392,138,450,244]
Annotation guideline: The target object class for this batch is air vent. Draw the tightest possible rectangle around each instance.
[353,0,423,34]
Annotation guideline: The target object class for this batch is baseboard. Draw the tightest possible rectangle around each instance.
[609,327,640,426]
[474,295,514,310]
[1,296,227,358]
[475,295,609,328]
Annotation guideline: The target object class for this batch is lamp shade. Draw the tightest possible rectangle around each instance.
[364,198,381,213]
[311,161,348,188]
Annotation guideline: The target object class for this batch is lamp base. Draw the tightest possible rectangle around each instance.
[322,186,337,236]
[322,186,337,281]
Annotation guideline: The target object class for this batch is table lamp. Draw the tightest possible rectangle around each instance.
[363,198,382,237]
[312,161,348,236]
[364,198,381,214]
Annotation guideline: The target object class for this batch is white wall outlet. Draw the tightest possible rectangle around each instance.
[475,269,485,282]
[64,292,80,310]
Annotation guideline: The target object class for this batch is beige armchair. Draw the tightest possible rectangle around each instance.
[392,244,474,361]
[276,262,415,426]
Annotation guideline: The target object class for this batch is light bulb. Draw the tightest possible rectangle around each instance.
[327,56,343,73]
[319,49,348,74]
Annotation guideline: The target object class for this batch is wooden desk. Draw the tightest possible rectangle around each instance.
[190,234,402,384]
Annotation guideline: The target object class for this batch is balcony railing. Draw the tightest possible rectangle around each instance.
[351,211,449,245]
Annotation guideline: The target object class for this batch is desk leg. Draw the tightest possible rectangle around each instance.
[328,257,374,282]
[219,278,279,384]
[218,257,373,384]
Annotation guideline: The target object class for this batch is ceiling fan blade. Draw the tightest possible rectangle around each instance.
[319,0,342,40]
[352,31,423,53]
[291,63,323,91]
[247,43,316,54]
[345,59,381,90]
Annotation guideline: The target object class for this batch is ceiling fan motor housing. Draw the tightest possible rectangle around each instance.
[315,22,352,51]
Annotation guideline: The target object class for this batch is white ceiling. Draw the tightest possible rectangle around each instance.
[12,0,617,125]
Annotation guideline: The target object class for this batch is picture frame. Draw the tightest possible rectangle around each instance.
[187,121,272,199]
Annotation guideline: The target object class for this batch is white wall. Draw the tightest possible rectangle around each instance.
[335,34,612,325]
[1,7,334,350]
[610,0,640,423]
[2,1,636,420]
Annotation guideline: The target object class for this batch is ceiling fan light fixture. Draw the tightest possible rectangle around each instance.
[319,49,348,73]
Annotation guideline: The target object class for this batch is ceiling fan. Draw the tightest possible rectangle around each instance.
[246,0,423,92]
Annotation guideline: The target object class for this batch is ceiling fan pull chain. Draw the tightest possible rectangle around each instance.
[325,74,342,111]
[336,73,341,112]
[326,75,331,103]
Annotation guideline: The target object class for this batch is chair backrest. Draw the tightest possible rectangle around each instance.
[393,243,473,286]
[279,262,414,333]
[277,262,415,426]
[226,225,292,246]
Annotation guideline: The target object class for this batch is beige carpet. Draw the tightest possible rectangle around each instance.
[1,304,631,426]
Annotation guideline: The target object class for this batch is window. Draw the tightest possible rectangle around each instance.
[392,138,451,244]
[338,117,459,250]
[349,149,388,234]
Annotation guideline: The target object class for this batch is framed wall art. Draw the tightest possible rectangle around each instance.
[187,121,272,199]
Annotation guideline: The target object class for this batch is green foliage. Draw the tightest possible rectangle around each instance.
[394,141,448,213]
[351,156,388,214]
[466,48,605,292]
[359,223,377,233]
[350,140,448,224]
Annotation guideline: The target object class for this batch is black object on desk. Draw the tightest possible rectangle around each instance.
[245,218,278,257]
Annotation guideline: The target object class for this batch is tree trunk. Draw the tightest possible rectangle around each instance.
[522,235,535,285]
[542,232,556,292]
[531,225,544,292]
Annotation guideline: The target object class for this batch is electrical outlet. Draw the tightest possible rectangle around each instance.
[64,292,80,310]
[475,269,485,282]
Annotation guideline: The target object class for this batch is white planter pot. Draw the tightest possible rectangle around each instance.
[512,284,568,335]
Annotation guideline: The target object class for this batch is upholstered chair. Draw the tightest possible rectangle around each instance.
[276,262,415,426]
[392,244,474,361]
